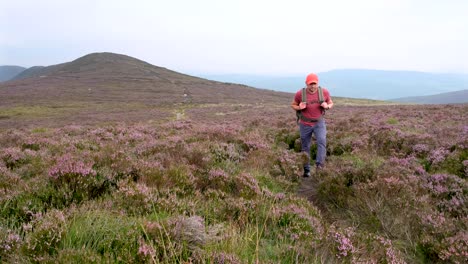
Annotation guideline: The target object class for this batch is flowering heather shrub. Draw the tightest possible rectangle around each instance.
[368,126,414,156]
[418,215,468,263]
[1,147,26,169]
[137,238,156,262]
[422,173,466,217]
[134,159,163,182]
[209,252,242,264]
[61,124,86,136]
[388,155,418,168]
[21,137,42,151]
[240,130,271,151]
[166,120,194,131]
[48,154,103,203]
[203,189,228,201]
[199,169,261,199]
[327,135,355,155]
[166,165,197,193]
[73,139,101,152]
[421,210,448,230]
[49,154,96,181]
[316,172,355,209]
[270,197,324,242]
[368,124,436,157]
[270,149,302,181]
[158,135,188,163]
[93,144,137,181]
[134,137,159,156]
[204,168,231,191]
[274,129,300,151]
[220,197,260,228]
[23,209,67,258]
[430,149,468,177]
[0,227,21,259]
[113,181,154,215]
[439,230,468,263]
[114,126,155,147]
[321,154,383,189]
[184,142,212,171]
[326,226,356,260]
[413,143,430,157]
[0,129,26,148]
[235,173,261,199]
[356,234,407,264]
[89,127,116,141]
[17,153,44,176]
[210,142,245,164]
[381,155,425,178]
[429,148,450,165]
[350,175,424,237]
[0,165,23,200]
[193,123,242,142]
[153,188,204,217]
[464,160,468,176]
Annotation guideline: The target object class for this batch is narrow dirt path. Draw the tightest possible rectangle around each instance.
[296,175,320,204]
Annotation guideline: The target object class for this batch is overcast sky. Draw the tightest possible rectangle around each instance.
[1,0,467,75]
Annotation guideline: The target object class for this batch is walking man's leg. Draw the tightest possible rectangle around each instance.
[314,119,327,169]
[300,123,313,177]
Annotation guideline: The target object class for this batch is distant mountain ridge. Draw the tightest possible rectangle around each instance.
[5,55,467,104]
[200,69,468,101]
[0,52,290,107]
[390,89,468,104]
[10,53,196,81]
[0,66,25,82]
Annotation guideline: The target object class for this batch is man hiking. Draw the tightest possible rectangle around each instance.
[291,73,334,177]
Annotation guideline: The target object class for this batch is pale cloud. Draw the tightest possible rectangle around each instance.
[1,0,467,74]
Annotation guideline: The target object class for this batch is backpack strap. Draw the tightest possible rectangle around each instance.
[296,88,306,124]
[318,86,324,104]
[318,86,326,115]
[301,87,307,103]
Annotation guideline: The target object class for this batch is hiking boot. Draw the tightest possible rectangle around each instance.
[303,171,311,178]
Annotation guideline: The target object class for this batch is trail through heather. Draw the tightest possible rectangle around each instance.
[297,176,320,204]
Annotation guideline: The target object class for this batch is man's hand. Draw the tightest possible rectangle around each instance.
[299,102,307,110]
[321,102,329,109]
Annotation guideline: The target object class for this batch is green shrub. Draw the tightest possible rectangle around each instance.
[0,226,21,260]
[112,181,155,216]
[317,175,354,209]
[435,149,467,177]
[22,209,67,258]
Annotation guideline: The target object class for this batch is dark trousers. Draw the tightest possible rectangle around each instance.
[299,119,327,172]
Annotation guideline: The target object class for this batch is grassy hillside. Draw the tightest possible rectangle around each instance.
[0,103,466,263]
[0,53,290,110]
[0,52,394,129]
[0,97,395,130]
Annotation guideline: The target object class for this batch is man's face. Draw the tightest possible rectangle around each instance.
[307,82,318,90]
